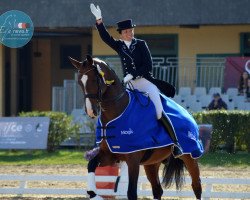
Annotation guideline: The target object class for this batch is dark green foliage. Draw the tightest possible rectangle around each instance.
[199,152,250,167]
[193,110,250,152]
[19,111,80,152]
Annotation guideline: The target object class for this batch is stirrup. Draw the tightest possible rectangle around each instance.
[172,144,183,158]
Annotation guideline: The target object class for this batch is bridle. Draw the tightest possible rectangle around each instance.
[78,66,103,104]
[78,63,126,104]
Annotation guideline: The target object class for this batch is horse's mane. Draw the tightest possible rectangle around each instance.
[93,57,108,66]
[93,57,119,81]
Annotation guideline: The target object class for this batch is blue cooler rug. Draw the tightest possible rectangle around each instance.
[96,90,203,158]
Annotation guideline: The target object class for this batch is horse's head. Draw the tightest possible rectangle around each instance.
[69,55,117,118]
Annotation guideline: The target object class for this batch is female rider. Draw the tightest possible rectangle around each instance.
[90,3,183,158]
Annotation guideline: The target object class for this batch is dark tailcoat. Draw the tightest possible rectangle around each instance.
[96,22,175,97]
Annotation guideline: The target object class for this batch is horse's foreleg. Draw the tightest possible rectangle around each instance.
[87,155,103,200]
[126,161,140,200]
[144,163,163,200]
[182,155,202,199]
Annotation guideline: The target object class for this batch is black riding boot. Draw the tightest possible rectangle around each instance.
[159,112,183,158]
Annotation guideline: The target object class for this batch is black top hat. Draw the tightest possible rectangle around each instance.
[116,19,136,31]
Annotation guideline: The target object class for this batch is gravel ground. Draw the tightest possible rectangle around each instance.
[0,165,249,200]
[0,165,249,177]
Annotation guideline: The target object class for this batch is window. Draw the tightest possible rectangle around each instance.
[240,33,250,56]
[60,45,81,69]
[136,34,178,56]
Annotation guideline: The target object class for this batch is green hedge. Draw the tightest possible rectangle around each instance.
[193,110,250,153]
[19,111,80,152]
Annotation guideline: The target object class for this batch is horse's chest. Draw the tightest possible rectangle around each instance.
[100,140,109,151]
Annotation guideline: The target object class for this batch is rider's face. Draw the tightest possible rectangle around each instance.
[121,28,134,41]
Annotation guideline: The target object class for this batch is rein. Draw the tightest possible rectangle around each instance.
[79,64,126,104]
[126,81,151,107]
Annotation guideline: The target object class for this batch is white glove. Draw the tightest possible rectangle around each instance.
[90,3,102,20]
[123,74,133,83]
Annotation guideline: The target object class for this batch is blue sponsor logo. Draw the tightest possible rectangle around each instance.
[121,128,134,135]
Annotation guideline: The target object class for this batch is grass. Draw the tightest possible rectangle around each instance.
[0,149,88,165]
[0,150,249,167]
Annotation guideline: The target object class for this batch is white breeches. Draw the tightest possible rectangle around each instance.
[127,78,163,119]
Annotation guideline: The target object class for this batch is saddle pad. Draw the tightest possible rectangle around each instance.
[96,90,203,158]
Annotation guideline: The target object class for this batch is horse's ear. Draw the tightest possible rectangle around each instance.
[86,54,93,64]
[68,56,81,70]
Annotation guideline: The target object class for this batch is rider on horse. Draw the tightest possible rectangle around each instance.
[90,4,183,157]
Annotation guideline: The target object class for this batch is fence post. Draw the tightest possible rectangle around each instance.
[18,178,27,197]
[203,182,212,200]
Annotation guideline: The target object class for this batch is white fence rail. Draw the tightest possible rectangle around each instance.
[0,174,249,199]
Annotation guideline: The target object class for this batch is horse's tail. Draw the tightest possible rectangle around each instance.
[162,154,185,190]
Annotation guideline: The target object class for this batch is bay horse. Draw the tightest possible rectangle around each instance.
[69,55,202,200]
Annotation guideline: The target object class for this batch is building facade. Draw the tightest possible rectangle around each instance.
[0,0,250,116]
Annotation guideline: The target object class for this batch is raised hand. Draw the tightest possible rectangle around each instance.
[90,3,102,20]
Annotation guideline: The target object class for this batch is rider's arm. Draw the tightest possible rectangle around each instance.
[96,21,119,52]
[90,4,119,52]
